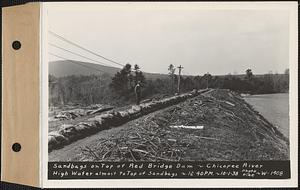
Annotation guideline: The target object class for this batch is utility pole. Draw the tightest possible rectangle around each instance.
[206,72,209,89]
[177,65,184,94]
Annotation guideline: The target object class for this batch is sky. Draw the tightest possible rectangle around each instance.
[46,2,290,75]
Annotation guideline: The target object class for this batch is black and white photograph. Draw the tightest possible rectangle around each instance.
[43,2,297,186]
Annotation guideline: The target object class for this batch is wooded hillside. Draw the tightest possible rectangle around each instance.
[49,63,289,107]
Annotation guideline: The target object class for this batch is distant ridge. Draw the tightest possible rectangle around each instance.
[49,60,169,80]
[49,60,121,77]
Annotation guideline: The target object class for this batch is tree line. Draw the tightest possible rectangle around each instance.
[49,65,289,107]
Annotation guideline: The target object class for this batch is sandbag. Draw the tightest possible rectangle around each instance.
[119,111,130,120]
[74,122,91,134]
[58,124,79,140]
[48,131,69,150]
[48,135,60,151]
[49,89,205,152]
[100,113,114,123]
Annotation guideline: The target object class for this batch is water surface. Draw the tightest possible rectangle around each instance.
[244,93,289,138]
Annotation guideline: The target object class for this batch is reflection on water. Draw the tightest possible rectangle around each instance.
[244,93,289,138]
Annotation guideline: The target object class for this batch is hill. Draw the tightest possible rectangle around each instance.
[49,60,169,80]
[49,60,121,77]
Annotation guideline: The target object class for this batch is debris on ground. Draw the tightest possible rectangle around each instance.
[49,89,289,162]
[49,105,114,122]
[169,125,204,129]
[48,89,209,152]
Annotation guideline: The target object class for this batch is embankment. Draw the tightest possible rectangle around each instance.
[48,89,210,152]
[49,89,289,161]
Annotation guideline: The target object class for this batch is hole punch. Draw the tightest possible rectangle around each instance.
[12,143,21,152]
[12,41,21,50]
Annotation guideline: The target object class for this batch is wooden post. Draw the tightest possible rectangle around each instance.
[206,72,209,89]
[177,65,184,94]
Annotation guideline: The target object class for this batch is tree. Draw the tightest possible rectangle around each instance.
[110,63,132,96]
[133,64,140,85]
[181,76,194,91]
[245,69,253,80]
[284,68,289,75]
[128,73,134,89]
[133,64,146,86]
[223,73,234,90]
[143,79,157,98]
[203,73,212,89]
[193,75,202,90]
[49,74,57,83]
[168,64,176,93]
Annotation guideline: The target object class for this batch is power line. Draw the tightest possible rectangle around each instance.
[48,30,125,67]
[49,30,149,74]
[49,43,114,68]
[49,52,106,74]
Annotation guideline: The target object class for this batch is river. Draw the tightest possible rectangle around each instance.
[244,93,289,138]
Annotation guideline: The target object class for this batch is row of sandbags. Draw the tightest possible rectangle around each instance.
[48,89,210,152]
[54,111,81,120]
[53,106,114,121]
